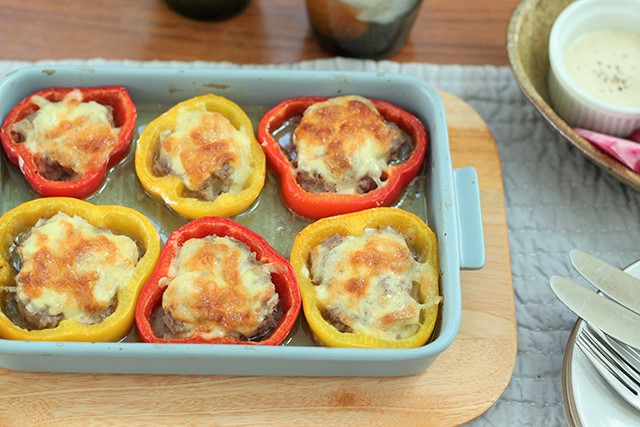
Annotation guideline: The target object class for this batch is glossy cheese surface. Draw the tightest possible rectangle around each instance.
[15,212,140,325]
[157,106,252,199]
[11,89,120,174]
[161,236,278,339]
[293,95,405,194]
[308,227,439,340]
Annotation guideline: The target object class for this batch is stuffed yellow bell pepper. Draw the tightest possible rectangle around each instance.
[135,94,266,219]
[290,207,441,349]
[0,197,161,342]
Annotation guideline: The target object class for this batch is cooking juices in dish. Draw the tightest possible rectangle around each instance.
[258,95,427,220]
[0,87,136,199]
[290,207,441,349]
[135,217,301,345]
[135,94,266,219]
[563,30,640,109]
[0,198,161,342]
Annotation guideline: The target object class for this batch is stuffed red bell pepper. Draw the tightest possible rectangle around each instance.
[0,86,136,199]
[257,95,428,220]
[135,217,301,345]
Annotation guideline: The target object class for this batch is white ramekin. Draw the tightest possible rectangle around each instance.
[548,0,640,136]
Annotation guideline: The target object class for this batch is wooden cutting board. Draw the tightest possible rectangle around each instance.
[0,92,517,426]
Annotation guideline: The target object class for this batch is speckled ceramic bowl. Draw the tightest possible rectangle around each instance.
[507,0,640,191]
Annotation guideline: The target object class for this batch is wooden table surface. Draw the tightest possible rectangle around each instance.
[0,0,520,65]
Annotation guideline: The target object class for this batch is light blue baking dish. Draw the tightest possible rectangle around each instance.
[0,65,484,376]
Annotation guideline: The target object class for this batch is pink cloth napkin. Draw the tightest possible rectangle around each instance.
[575,128,640,173]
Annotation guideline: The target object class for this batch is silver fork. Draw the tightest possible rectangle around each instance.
[576,323,640,410]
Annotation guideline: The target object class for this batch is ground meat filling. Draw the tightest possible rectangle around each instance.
[17,302,64,330]
[152,143,234,201]
[307,233,345,285]
[13,295,117,330]
[36,157,77,181]
[151,146,173,177]
[295,170,334,193]
[10,128,26,143]
[181,163,234,201]
[161,310,189,337]
[320,308,353,333]
[159,307,280,342]
[307,233,354,333]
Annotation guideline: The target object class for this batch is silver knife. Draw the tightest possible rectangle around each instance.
[570,249,640,315]
[550,275,640,349]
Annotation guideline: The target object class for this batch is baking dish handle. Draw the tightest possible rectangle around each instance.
[453,166,485,270]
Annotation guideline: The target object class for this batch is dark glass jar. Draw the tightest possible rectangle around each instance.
[305,0,423,59]
[164,0,251,21]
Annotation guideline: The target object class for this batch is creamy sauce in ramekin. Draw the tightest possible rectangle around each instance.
[563,30,640,108]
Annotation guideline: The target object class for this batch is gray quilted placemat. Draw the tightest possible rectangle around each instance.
[2,58,640,426]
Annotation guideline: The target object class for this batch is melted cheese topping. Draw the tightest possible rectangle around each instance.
[15,212,140,325]
[157,106,252,199]
[10,89,120,175]
[161,236,278,339]
[293,95,405,194]
[307,227,438,340]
